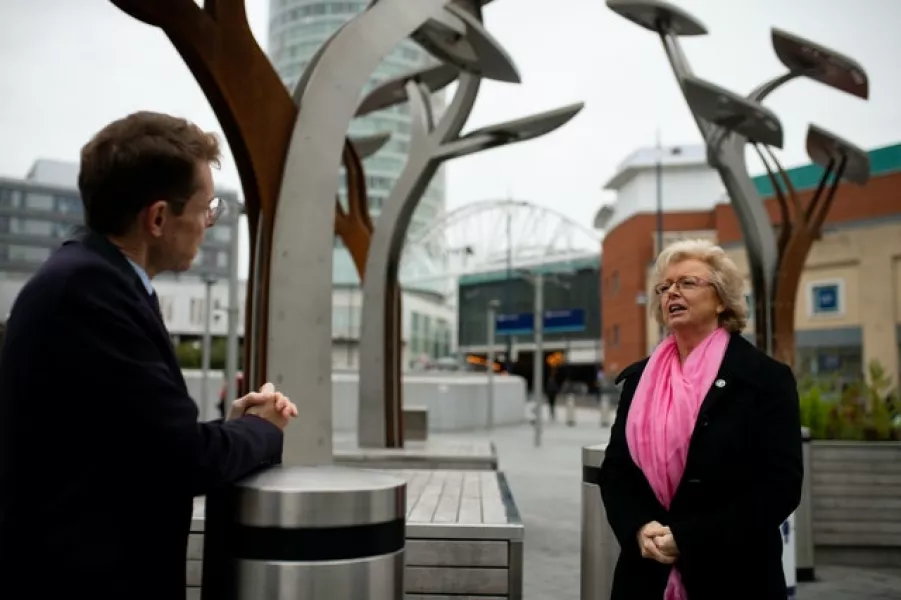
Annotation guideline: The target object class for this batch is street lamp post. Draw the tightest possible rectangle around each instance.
[486,299,500,430]
[225,203,242,404]
[201,273,218,421]
[532,271,545,448]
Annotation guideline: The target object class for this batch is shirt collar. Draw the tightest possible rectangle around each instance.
[125,257,154,296]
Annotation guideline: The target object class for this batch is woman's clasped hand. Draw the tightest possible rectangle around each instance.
[637,521,678,564]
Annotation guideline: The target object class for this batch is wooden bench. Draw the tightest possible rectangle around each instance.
[187,469,524,599]
[404,406,429,441]
[334,439,499,471]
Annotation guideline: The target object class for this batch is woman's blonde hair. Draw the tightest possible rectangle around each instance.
[652,238,748,333]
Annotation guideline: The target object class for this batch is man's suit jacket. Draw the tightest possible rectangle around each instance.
[0,230,284,599]
[598,333,803,600]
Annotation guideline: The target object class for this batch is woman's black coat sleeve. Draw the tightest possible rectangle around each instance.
[598,371,668,555]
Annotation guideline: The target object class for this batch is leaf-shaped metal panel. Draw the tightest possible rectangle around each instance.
[771,28,868,100]
[463,102,584,142]
[806,124,870,186]
[606,0,707,36]
[350,132,392,159]
[412,3,520,83]
[355,63,459,117]
[682,75,784,148]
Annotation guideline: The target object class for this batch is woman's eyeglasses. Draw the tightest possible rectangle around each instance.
[207,196,226,226]
[653,276,712,296]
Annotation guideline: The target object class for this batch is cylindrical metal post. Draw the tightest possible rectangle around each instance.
[486,302,497,430]
[201,276,216,420]
[202,465,406,600]
[795,426,815,582]
[533,272,544,448]
[581,444,618,600]
[225,208,242,406]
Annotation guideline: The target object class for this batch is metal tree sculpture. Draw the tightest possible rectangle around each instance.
[357,5,584,448]
[607,0,870,365]
[267,0,528,463]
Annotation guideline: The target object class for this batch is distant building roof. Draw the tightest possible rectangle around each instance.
[26,159,79,188]
[603,144,707,191]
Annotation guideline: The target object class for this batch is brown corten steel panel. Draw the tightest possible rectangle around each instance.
[109,0,385,403]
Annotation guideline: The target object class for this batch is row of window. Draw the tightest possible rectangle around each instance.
[271,2,367,28]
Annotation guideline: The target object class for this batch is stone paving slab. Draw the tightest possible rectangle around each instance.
[430,407,901,600]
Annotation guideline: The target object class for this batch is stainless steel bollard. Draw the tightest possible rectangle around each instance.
[581,444,619,600]
[566,394,577,427]
[795,426,815,582]
[202,465,406,600]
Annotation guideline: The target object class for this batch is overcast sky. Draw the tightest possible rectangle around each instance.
[1,0,898,234]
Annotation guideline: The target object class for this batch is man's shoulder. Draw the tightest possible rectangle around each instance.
[15,243,128,314]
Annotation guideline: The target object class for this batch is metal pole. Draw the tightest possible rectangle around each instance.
[533,271,544,448]
[201,275,216,421]
[486,301,497,430]
[655,130,665,343]
[347,286,355,368]
[504,209,513,370]
[225,208,241,406]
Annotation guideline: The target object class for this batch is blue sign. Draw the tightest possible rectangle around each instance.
[543,309,586,334]
[812,284,839,314]
[495,312,534,336]
[495,309,586,336]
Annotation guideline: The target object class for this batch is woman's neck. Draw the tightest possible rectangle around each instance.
[673,325,719,363]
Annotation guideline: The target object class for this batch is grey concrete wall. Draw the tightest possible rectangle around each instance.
[183,369,528,432]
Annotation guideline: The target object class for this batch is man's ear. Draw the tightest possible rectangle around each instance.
[143,200,168,237]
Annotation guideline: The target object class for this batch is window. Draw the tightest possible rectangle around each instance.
[190,298,205,325]
[808,280,843,317]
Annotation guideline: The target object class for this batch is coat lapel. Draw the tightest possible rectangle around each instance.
[695,333,762,423]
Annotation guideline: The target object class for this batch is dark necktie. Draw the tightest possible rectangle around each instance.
[149,291,164,322]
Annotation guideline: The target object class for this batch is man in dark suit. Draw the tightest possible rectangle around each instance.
[0,111,297,599]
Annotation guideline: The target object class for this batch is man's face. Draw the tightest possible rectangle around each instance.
[154,161,214,274]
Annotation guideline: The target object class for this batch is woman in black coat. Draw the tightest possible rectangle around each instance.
[599,239,803,600]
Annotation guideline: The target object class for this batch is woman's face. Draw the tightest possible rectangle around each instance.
[656,258,724,334]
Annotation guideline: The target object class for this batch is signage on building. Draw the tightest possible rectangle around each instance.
[494,309,586,335]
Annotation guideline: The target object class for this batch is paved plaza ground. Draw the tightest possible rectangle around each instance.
[431,407,901,600]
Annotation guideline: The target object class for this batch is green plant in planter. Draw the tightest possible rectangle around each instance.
[864,361,898,441]
[799,383,830,440]
[797,361,900,441]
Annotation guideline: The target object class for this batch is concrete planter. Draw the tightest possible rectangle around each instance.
[810,441,901,568]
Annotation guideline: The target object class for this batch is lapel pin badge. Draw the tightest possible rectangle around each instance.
[714,379,726,388]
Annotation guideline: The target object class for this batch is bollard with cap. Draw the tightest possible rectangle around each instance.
[795,426,815,582]
[581,444,619,600]
[201,465,406,600]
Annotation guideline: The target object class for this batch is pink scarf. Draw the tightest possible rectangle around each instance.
[626,327,730,600]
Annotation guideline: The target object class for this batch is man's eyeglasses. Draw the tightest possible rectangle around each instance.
[653,276,713,296]
[207,196,226,226]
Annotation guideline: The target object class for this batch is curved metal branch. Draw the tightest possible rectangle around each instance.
[709,71,801,152]
[358,72,482,449]
[336,140,373,278]
[751,143,791,259]
[406,80,436,152]
[762,144,802,218]
[657,31,715,144]
[267,0,451,465]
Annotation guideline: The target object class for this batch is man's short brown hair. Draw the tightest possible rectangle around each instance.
[78,111,221,235]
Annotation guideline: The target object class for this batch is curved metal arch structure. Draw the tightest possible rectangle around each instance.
[400,198,601,290]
